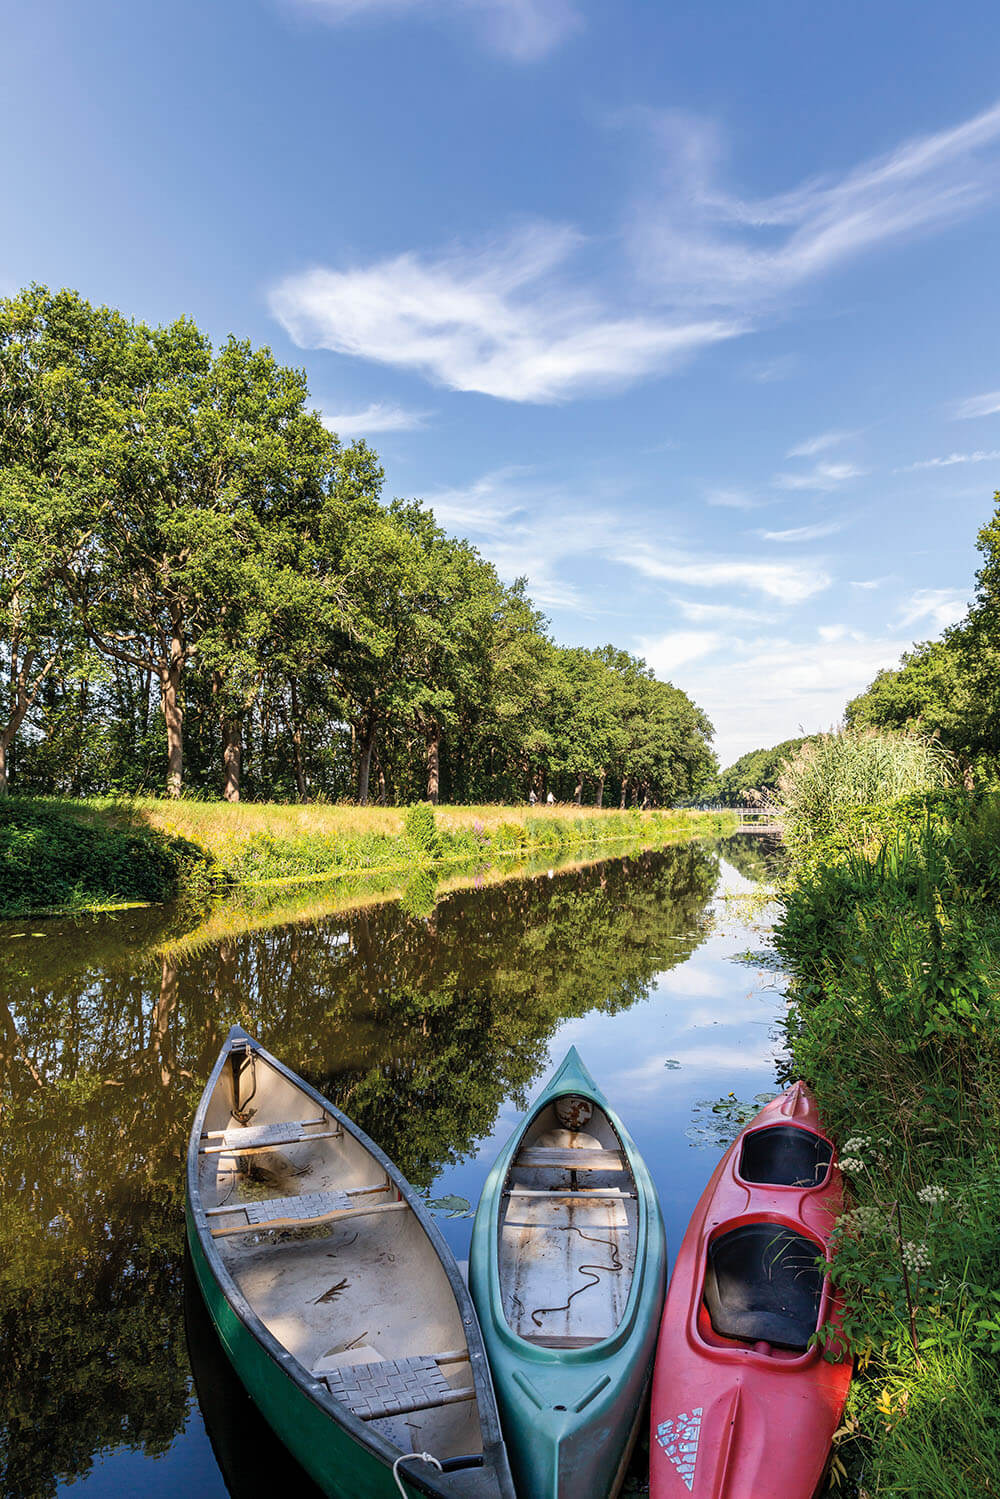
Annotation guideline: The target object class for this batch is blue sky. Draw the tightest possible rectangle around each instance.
[4,0,1000,765]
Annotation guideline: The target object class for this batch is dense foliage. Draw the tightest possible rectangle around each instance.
[0,285,716,807]
[711,735,816,804]
[775,793,1000,1495]
[847,489,1000,783]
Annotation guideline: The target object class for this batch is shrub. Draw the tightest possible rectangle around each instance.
[403,802,441,858]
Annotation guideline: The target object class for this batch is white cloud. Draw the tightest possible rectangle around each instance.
[616,544,831,604]
[787,430,853,458]
[636,630,725,673]
[271,224,741,403]
[760,520,843,543]
[850,576,890,590]
[774,461,865,491]
[292,0,581,60]
[952,389,1000,420]
[632,100,1000,313]
[667,634,912,768]
[900,449,1000,470]
[671,599,775,625]
[895,588,968,632]
[321,402,427,436]
[705,486,758,509]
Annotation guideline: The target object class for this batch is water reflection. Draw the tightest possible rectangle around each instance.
[0,838,783,1499]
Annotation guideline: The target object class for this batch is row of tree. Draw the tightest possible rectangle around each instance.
[1,285,717,805]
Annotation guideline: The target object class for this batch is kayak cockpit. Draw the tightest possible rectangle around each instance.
[698,1222,826,1359]
[737,1125,833,1189]
[496,1096,639,1348]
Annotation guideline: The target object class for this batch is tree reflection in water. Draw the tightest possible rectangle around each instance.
[0,842,720,1498]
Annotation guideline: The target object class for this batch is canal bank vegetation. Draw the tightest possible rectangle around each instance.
[775,748,1000,1485]
[0,795,735,917]
[0,285,715,811]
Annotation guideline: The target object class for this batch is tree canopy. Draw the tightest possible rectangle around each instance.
[0,284,717,806]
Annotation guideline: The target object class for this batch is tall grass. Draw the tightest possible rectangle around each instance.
[777,728,954,847]
[775,791,1000,1494]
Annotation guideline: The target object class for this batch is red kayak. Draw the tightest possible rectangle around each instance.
[650,1083,851,1499]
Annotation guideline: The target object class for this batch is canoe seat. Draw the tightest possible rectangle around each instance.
[319,1355,475,1421]
[704,1225,824,1350]
[200,1119,337,1155]
[515,1147,627,1171]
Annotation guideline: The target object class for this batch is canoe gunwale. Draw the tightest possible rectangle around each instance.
[186,1025,511,1499]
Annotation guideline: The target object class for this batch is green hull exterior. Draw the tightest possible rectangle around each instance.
[468,1048,667,1499]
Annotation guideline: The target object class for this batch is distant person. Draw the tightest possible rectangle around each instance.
[528,788,537,805]
[546,791,555,804]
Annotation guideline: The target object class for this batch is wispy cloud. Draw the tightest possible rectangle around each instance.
[615,544,831,604]
[291,0,581,60]
[760,520,844,542]
[321,401,427,436]
[787,430,853,458]
[663,633,912,767]
[895,588,968,632]
[705,486,758,509]
[850,576,891,590]
[632,100,1000,314]
[671,599,775,625]
[271,224,741,402]
[774,461,865,491]
[900,449,1000,470]
[635,629,725,672]
[952,389,1000,420]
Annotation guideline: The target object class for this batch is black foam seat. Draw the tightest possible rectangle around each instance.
[703,1225,824,1350]
[738,1126,833,1188]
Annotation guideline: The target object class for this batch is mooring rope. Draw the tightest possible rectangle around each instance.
[530,1224,623,1326]
[393,1451,444,1497]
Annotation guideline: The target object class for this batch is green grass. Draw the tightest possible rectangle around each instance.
[775,791,1000,1495]
[0,796,737,916]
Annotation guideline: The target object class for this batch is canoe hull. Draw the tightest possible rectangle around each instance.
[650,1083,851,1499]
[470,1047,667,1499]
[186,1028,514,1499]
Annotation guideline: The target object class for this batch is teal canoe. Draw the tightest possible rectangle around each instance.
[468,1047,667,1499]
[186,1027,516,1499]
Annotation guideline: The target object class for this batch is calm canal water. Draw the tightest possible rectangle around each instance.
[0,834,786,1499]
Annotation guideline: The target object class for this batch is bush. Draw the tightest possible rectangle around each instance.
[403,802,441,858]
[0,800,205,915]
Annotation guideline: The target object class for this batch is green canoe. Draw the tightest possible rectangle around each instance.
[186,1027,516,1499]
[468,1047,667,1499]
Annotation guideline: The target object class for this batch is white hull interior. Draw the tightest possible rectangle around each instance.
[498,1100,638,1347]
[196,1044,484,1461]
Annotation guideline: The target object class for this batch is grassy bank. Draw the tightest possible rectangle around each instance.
[774,791,1000,1496]
[0,797,736,917]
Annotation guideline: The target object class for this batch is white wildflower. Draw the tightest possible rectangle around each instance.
[916,1184,949,1205]
[901,1239,931,1275]
[839,1156,866,1174]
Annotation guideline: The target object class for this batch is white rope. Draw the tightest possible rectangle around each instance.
[393,1450,444,1497]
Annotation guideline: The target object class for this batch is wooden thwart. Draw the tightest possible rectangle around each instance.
[505,1188,637,1200]
[200,1118,337,1155]
[515,1147,626,1171]
[208,1188,404,1237]
[520,1334,601,1348]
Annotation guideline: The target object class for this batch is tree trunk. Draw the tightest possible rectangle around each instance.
[426,725,440,805]
[619,778,628,810]
[222,715,242,802]
[573,774,583,805]
[595,770,606,808]
[358,714,377,805]
[161,619,184,799]
[0,737,8,796]
[288,677,307,800]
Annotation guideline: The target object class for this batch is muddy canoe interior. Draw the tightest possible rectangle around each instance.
[196,1044,485,1462]
[497,1100,638,1348]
